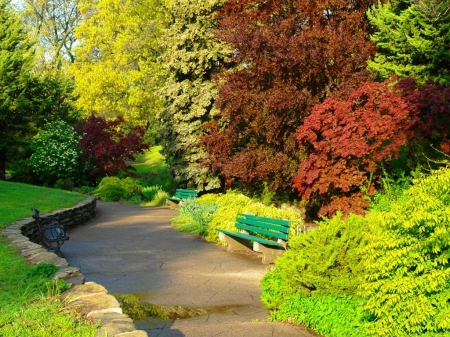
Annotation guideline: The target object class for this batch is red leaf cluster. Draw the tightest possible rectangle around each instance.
[78,115,149,181]
[395,78,450,154]
[293,81,418,217]
[202,0,377,193]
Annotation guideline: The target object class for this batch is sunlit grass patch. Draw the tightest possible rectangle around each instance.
[0,181,85,228]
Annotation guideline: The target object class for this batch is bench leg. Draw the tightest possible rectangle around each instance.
[219,232,253,253]
[253,242,285,264]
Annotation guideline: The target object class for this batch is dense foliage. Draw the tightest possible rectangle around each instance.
[158,0,232,191]
[368,0,450,84]
[262,168,450,336]
[359,167,450,336]
[396,78,450,159]
[71,0,169,138]
[293,80,418,217]
[261,213,369,335]
[78,115,149,182]
[201,0,377,194]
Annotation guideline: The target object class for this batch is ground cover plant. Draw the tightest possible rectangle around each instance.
[0,182,97,336]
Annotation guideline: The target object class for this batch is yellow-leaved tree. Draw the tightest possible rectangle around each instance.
[70,0,171,136]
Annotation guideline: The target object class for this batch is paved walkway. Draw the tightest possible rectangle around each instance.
[63,201,319,337]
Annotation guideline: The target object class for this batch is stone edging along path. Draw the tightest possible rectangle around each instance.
[1,196,148,337]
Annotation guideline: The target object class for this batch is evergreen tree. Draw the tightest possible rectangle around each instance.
[368,0,450,84]
[0,0,35,180]
[158,0,232,190]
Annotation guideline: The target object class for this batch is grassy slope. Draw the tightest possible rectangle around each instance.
[132,146,174,192]
[132,145,167,174]
[0,182,97,336]
[0,180,85,228]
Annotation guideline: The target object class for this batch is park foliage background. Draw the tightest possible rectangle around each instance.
[1,0,450,336]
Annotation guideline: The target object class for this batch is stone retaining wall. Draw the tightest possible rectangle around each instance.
[2,196,147,337]
[20,196,97,243]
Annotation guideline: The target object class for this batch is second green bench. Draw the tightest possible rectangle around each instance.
[166,189,198,208]
[216,213,290,264]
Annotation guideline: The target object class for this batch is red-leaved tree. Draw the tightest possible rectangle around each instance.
[78,115,149,182]
[201,0,378,194]
[293,81,418,217]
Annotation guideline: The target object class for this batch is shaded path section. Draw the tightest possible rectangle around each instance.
[64,201,318,337]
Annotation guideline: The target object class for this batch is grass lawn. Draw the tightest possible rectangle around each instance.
[0,182,97,336]
[0,180,86,228]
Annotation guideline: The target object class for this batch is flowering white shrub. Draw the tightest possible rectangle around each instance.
[30,120,81,184]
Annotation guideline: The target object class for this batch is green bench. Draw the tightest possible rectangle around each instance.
[166,189,198,208]
[216,213,290,264]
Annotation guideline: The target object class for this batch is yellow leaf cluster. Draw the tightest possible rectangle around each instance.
[69,0,171,126]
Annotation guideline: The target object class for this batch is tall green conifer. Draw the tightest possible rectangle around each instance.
[0,0,34,179]
[368,0,450,84]
[158,0,232,190]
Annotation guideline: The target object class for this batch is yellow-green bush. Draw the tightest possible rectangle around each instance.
[260,212,369,336]
[93,177,142,202]
[199,190,304,243]
[359,167,450,336]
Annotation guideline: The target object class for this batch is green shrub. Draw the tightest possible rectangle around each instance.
[369,169,411,212]
[93,176,143,202]
[73,185,96,195]
[53,178,75,191]
[260,212,369,335]
[120,177,142,199]
[172,199,218,235]
[262,213,367,301]
[148,190,169,206]
[142,185,162,201]
[93,177,126,201]
[359,167,450,336]
[29,263,58,278]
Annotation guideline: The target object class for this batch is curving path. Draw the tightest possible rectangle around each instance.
[63,201,319,337]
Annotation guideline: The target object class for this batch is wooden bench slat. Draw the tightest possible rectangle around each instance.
[236,217,290,234]
[216,228,284,247]
[238,213,290,227]
[235,223,288,241]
